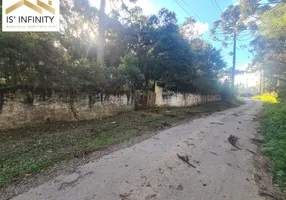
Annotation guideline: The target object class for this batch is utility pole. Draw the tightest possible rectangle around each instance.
[97,0,106,63]
[231,31,237,90]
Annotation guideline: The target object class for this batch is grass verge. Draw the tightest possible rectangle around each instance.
[0,100,242,188]
[262,103,286,187]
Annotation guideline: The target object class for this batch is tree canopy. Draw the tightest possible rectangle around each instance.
[0,1,228,112]
[240,0,286,100]
[211,4,250,90]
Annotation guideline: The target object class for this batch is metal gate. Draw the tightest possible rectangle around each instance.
[134,91,156,110]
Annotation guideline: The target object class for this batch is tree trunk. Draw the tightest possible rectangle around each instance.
[85,38,92,59]
[260,68,263,94]
[231,32,237,90]
[9,55,17,85]
[97,0,106,63]
[0,91,4,114]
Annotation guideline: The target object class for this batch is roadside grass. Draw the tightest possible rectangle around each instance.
[262,103,286,187]
[0,100,241,188]
[253,93,278,103]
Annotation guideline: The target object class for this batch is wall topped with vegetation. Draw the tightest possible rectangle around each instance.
[0,93,133,130]
[155,84,221,107]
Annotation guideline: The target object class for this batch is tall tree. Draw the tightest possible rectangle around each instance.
[211,5,248,90]
[241,0,286,98]
[240,0,285,19]
[259,2,286,38]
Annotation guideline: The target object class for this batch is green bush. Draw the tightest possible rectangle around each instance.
[262,103,286,186]
[278,85,286,102]
[221,80,235,100]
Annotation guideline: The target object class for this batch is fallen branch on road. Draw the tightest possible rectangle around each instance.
[258,189,283,200]
[210,122,224,125]
[249,138,264,143]
[228,135,257,154]
[246,148,256,154]
[228,135,242,150]
[177,154,196,168]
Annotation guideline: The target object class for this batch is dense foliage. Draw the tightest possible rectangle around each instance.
[0,0,227,112]
[263,103,286,186]
[241,0,286,187]
[240,0,286,101]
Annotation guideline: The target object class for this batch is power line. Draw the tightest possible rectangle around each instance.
[174,0,193,18]
[174,0,202,21]
[180,0,202,21]
[237,36,254,41]
[210,0,221,15]
[213,0,223,13]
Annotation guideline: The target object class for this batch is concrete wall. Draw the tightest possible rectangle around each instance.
[0,93,133,130]
[155,83,221,107]
[1,85,221,130]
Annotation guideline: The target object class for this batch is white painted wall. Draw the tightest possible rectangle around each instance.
[0,94,133,130]
[155,83,221,107]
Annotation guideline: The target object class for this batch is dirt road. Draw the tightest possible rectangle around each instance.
[12,99,264,200]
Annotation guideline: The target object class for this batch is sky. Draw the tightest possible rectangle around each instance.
[91,0,254,70]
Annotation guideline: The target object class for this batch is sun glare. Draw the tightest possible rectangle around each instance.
[89,0,100,8]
